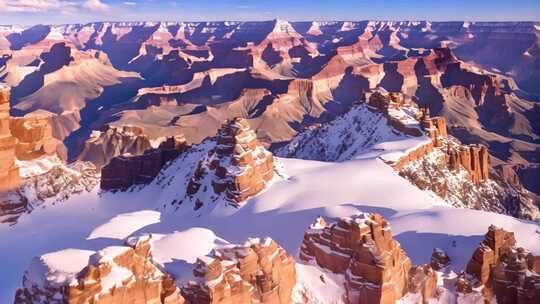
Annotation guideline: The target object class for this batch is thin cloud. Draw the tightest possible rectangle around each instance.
[0,0,110,13]
[82,0,109,12]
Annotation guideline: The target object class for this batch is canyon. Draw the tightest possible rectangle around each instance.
[0,19,539,304]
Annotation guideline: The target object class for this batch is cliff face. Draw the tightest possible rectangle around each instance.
[366,92,538,221]
[277,89,538,221]
[399,109,538,220]
[9,110,65,162]
[187,118,275,206]
[0,85,21,192]
[100,136,188,191]
[15,235,296,304]
[15,238,185,304]
[183,237,296,304]
[78,125,159,169]
[0,85,95,224]
[299,214,419,304]
[457,225,540,304]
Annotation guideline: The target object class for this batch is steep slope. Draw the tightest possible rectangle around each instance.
[1,149,540,302]
[277,91,539,221]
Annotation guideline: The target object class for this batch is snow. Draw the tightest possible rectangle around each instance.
[17,155,63,178]
[151,228,226,264]
[88,210,161,240]
[0,112,539,303]
[276,104,416,162]
[293,262,346,304]
[148,228,229,283]
[368,136,431,163]
[26,249,95,288]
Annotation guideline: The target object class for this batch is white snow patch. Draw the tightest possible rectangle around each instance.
[26,249,94,287]
[88,210,161,240]
[293,262,346,304]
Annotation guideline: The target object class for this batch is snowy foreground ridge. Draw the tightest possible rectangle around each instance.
[2,156,540,302]
[1,111,540,303]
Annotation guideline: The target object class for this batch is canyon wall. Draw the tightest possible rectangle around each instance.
[0,85,21,192]
[367,91,490,186]
[100,136,188,191]
[457,225,540,304]
[299,214,433,304]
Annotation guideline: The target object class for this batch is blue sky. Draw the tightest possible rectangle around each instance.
[1,0,539,25]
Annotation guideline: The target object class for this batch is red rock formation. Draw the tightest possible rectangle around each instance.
[187,118,275,205]
[420,108,448,147]
[15,234,297,304]
[408,264,438,304]
[101,135,188,190]
[366,90,424,137]
[78,125,158,168]
[182,237,296,304]
[396,105,490,185]
[458,225,540,304]
[10,113,63,161]
[447,144,489,184]
[391,141,434,171]
[300,214,414,304]
[15,238,185,304]
[0,85,21,192]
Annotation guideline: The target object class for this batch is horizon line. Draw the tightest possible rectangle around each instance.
[2,19,540,27]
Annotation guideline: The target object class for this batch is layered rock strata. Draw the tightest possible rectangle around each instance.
[79,125,159,168]
[457,225,540,304]
[408,264,438,304]
[366,90,424,137]
[367,91,491,186]
[10,113,64,161]
[299,214,418,304]
[15,235,296,304]
[183,237,296,304]
[0,85,21,191]
[15,238,185,304]
[101,135,188,190]
[365,90,489,185]
[187,118,275,205]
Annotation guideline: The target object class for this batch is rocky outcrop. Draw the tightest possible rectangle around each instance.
[186,118,275,205]
[0,85,21,192]
[366,90,424,137]
[419,108,447,147]
[78,125,159,168]
[447,144,489,185]
[1,156,100,224]
[101,136,188,191]
[10,113,64,161]
[15,238,185,304]
[367,91,490,186]
[457,225,540,304]
[15,235,296,304]
[299,214,416,304]
[183,237,296,304]
[398,108,538,220]
[408,264,438,304]
[431,248,451,271]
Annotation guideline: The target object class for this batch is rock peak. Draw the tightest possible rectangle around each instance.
[186,118,275,206]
